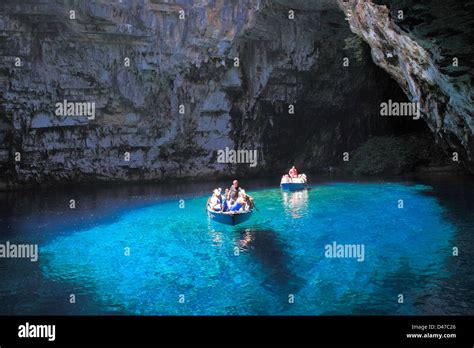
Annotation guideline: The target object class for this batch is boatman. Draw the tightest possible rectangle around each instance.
[289,166,298,178]
[229,180,242,201]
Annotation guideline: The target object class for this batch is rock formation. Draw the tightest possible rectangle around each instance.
[338,0,474,171]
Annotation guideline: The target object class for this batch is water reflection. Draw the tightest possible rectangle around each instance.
[281,189,309,218]
[209,229,224,248]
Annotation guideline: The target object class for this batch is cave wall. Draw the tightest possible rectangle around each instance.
[0,0,463,189]
[0,0,259,188]
[232,0,425,175]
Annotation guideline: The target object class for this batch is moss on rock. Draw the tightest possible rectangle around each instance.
[346,134,449,176]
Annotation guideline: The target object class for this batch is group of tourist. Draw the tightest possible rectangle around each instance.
[208,166,303,213]
[208,180,254,213]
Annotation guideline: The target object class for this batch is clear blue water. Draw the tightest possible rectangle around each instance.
[1,178,473,315]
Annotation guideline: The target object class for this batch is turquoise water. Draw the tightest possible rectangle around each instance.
[0,180,472,315]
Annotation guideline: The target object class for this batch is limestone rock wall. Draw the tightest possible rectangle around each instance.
[338,0,474,171]
[0,0,469,189]
[0,0,262,187]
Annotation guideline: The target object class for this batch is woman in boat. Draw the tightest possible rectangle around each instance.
[209,189,222,211]
[289,166,298,179]
[243,193,255,210]
[237,190,251,210]
[222,188,231,212]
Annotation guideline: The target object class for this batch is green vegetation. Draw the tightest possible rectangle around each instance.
[343,35,366,63]
[346,134,448,175]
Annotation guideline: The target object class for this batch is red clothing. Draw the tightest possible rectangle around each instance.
[289,168,298,178]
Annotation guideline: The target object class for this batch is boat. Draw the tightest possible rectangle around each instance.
[207,207,254,226]
[280,174,307,191]
[280,181,306,191]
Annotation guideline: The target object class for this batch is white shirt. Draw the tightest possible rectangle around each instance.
[210,195,220,207]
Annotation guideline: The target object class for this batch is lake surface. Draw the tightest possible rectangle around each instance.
[0,176,473,315]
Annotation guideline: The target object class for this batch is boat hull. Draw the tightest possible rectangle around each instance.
[280,182,306,191]
[207,207,253,226]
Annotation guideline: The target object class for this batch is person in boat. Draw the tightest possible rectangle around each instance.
[222,188,231,212]
[229,195,245,212]
[241,190,255,210]
[289,166,298,179]
[209,189,222,211]
[229,179,242,201]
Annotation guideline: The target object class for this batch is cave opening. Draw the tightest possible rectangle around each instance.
[232,1,451,177]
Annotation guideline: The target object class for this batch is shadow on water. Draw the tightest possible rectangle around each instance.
[412,175,474,314]
[346,259,440,315]
[347,175,474,315]
[233,226,304,293]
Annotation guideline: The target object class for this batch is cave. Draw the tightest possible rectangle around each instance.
[0,0,471,187]
[1,0,474,329]
[226,1,453,177]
